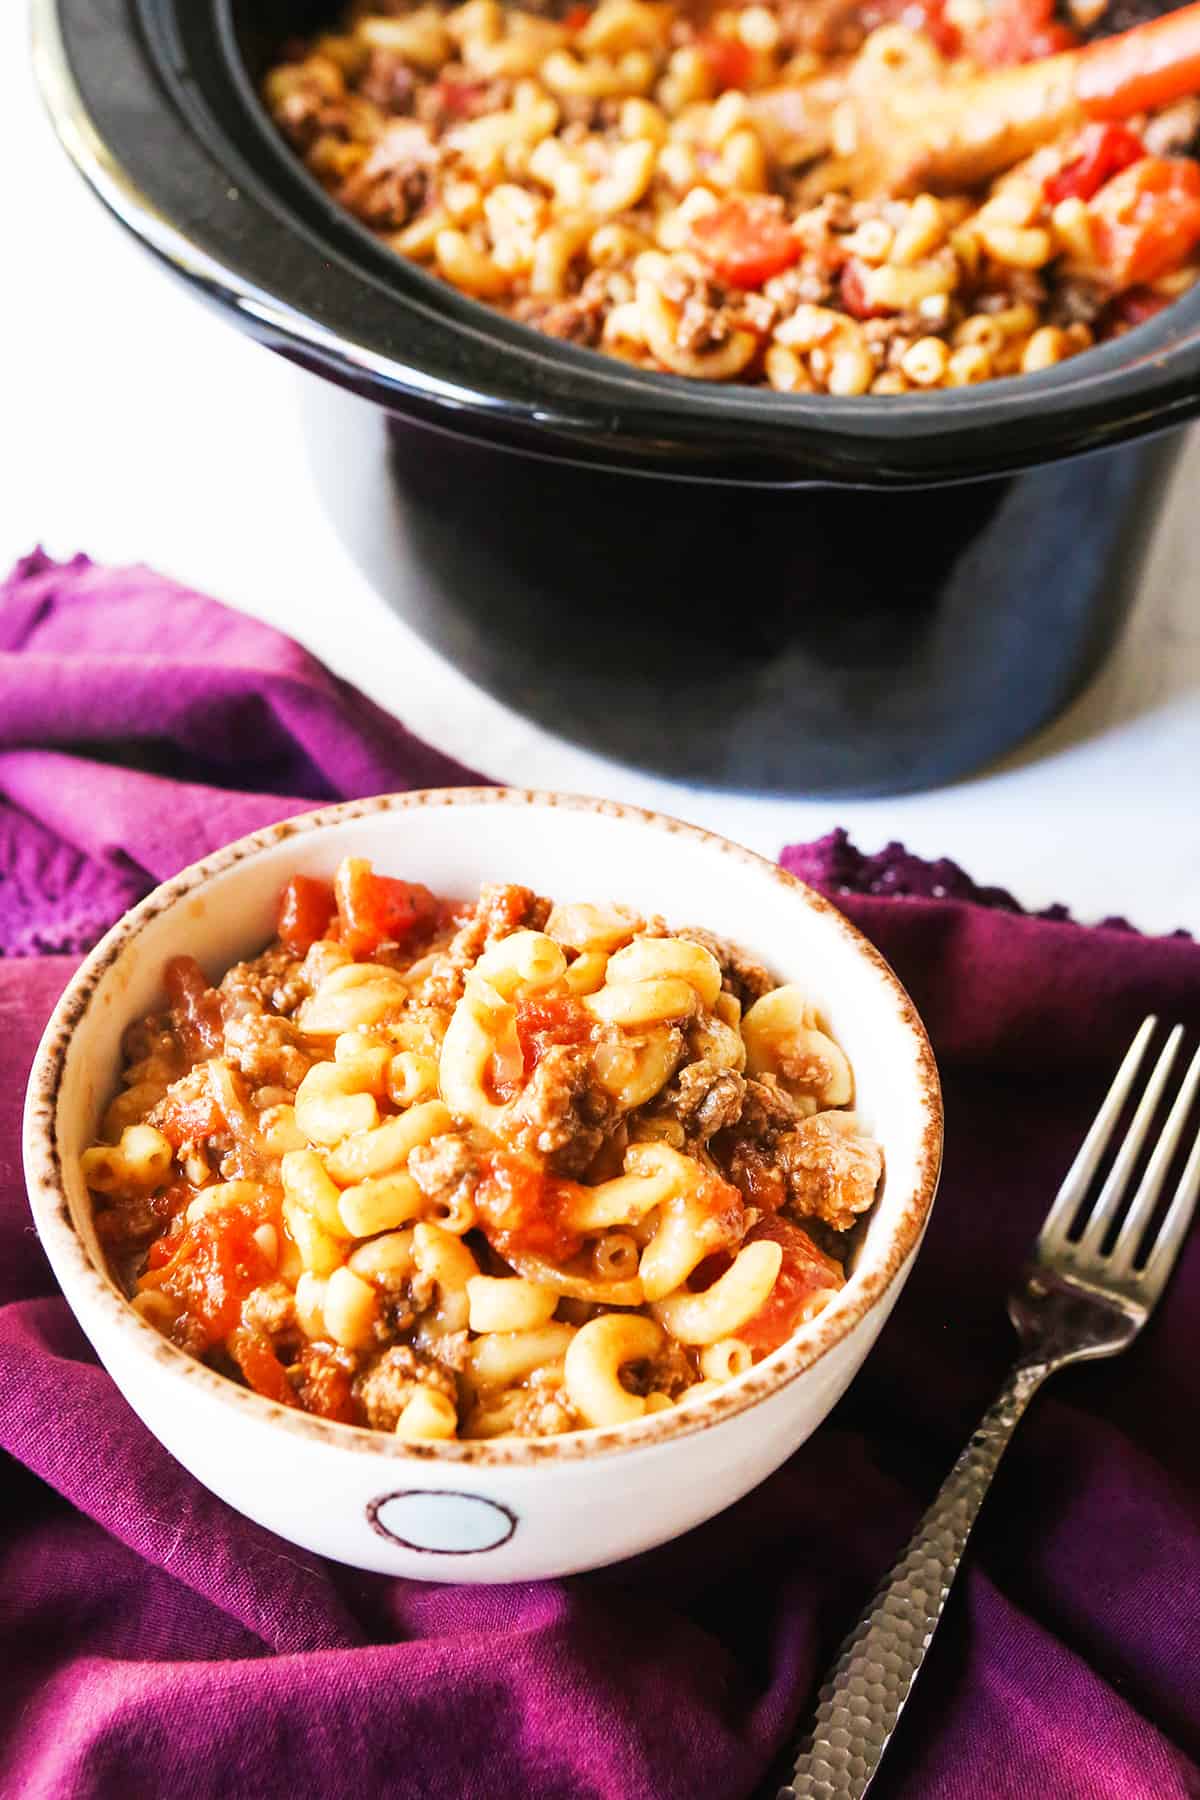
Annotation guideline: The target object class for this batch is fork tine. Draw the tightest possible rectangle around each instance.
[1141,1093,1200,1295]
[1037,1016,1157,1255]
[1075,1025,1184,1256]
[1110,1041,1200,1275]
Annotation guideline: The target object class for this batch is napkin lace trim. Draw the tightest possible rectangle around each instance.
[780,830,1191,939]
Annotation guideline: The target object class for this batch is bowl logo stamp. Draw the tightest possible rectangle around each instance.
[367,1490,517,1554]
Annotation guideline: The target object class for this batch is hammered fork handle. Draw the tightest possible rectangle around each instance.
[778,1357,1052,1800]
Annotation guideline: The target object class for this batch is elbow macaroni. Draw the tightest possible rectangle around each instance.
[651,1240,783,1344]
[564,1313,664,1427]
[85,862,876,1440]
[256,0,1174,396]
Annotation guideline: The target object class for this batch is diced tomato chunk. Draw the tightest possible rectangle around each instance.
[334,858,440,957]
[476,1149,586,1265]
[145,1210,188,1270]
[141,1201,275,1349]
[968,0,1077,66]
[431,76,489,119]
[696,32,755,92]
[737,1215,845,1358]
[155,1083,227,1150]
[563,4,591,30]
[840,257,884,319]
[1089,156,1200,288]
[277,875,336,954]
[690,197,802,290]
[164,955,224,1059]
[1044,123,1145,206]
[230,1329,297,1407]
[514,994,593,1075]
[737,1152,789,1214]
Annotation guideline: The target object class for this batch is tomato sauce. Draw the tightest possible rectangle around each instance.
[1088,157,1200,287]
[475,1149,586,1265]
[689,197,802,289]
[155,1083,227,1149]
[335,860,440,957]
[735,1153,788,1216]
[141,1201,276,1349]
[276,875,336,954]
[94,1179,189,1250]
[164,956,225,1060]
[737,1215,845,1358]
[1043,123,1144,206]
[696,32,755,92]
[230,1329,298,1407]
[514,994,593,1074]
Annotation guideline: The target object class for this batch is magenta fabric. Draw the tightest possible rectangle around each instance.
[1,551,1198,1800]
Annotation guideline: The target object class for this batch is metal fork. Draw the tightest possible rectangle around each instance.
[776,1015,1200,1800]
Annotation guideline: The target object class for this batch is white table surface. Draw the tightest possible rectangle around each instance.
[7,5,1200,935]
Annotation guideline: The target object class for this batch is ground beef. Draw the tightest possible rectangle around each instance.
[240,1280,298,1345]
[355,1344,458,1431]
[655,1058,746,1142]
[713,1077,819,1214]
[415,883,552,1010]
[93,1186,181,1260]
[121,1016,177,1067]
[273,76,353,152]
[423,1327,472,1374]
[337,122,437,228]
[503,1043,616,1173]
[409,1132,481,1212]
[512,290,607,348]
[677,929,776,1010]
[738,1077,808,1136]
[509,1373,577,1437]
[778,1112,883,1233]
[219,946,309,1020]
[659,269,745,355]
[528,267,635,345]
[480,882,552,940]
[357,48,417,113]
[1047,278,1109,327]
[291,1342,360,1423]
[625,1335,697,1399]
[222,1014,314,1090]
[344,163,430,230]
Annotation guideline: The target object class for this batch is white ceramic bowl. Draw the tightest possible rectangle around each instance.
[24,789,941,1582]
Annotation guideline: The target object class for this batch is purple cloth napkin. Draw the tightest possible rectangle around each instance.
[1,552,1198,1800]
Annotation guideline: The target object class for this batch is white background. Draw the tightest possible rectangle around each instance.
[6,3,1199,932]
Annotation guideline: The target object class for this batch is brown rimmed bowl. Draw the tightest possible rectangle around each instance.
[23,789,941,1579]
